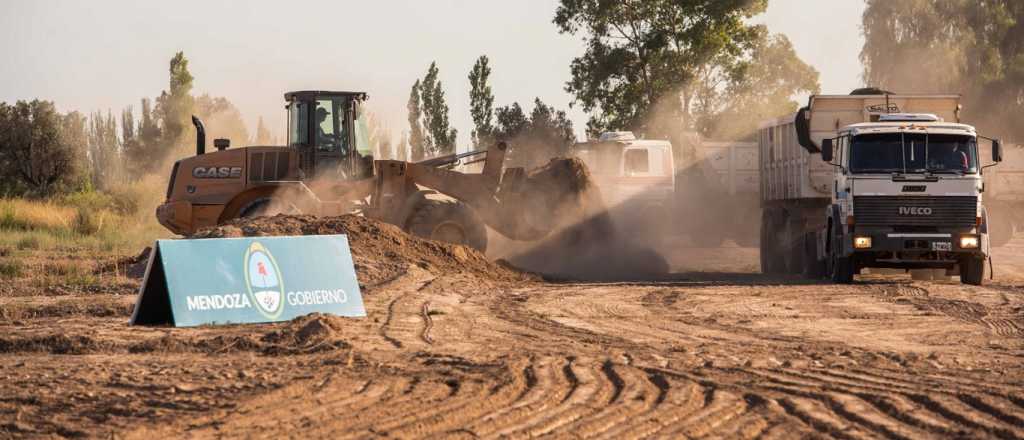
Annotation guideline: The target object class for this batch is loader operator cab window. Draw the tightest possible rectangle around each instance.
[315,99,345,154]
[287,101,309,147]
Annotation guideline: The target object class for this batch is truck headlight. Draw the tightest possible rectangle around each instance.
[960,235,980,249]
[854,236,872,249]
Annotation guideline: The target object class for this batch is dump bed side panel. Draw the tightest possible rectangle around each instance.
[698,141,758,196]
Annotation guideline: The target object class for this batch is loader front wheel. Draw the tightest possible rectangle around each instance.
[407,200,488,253]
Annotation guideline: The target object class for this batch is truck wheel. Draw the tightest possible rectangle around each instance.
[407,200,488,253]
[829,254,855,284]
[803,232,825,278]
[760,210,784,274]
[960,258,985,285]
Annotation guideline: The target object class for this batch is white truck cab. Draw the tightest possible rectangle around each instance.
[573,132,675,219]
[759,92,1003,285]
[819,116,1002,284]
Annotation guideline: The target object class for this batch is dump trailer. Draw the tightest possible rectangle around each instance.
[676,139,760,247]
[759,91,1003,285]
[157,90,566,252]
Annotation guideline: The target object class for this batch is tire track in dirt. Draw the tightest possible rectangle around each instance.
[420,301,434,345]
[874,281,1024,337]
[378,272,437,349]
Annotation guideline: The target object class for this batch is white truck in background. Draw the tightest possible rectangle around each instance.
[759,91,1003,285]
[572,132,676,230]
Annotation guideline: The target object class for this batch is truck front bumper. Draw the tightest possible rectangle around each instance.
[844,228,988,268]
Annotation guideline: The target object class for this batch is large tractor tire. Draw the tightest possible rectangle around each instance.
[407,200,488,253]
[238,197,301,218]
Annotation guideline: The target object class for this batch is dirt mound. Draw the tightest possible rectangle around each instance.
[95,247,151,279]
[260,313,351,354]
[191,214,527,286]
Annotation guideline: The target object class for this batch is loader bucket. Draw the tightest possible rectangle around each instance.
[482,157,609,241]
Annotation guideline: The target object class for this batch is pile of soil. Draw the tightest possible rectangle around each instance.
[260,313,351,353]
[191,214,527,286]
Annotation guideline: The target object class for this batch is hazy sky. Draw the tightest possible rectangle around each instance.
[0,0,866,144]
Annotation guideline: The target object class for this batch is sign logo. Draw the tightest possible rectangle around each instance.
[244,242,285,319]
[899,206,933,216]
[193,166,242,179]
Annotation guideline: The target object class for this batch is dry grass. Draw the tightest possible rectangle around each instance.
[0,186,168,254]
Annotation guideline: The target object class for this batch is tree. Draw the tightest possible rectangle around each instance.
[419,62,458,156]
[696,34,819,140]
[252,116,274,145]
[861,1,1024,140]
[469,55,495,148]
[122,98,162,177]
[554,0,768,138]
[87,110,121,189]
[194,94,249,148]
[0,100,87,196]
[153,51,195,156]
[407,80,427,161]
[395,132,409,162]
[495,98,576,168]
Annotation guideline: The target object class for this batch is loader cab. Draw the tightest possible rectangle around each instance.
[285,90,373,180]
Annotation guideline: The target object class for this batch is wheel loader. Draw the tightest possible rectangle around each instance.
[156,90,564,251]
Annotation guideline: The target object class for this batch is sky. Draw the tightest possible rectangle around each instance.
[0,0,866,145]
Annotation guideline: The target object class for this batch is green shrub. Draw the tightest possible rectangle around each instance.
[16,235,42,250]
[0,260,23,278]
[73,207,105,235]
[0,203,20,229]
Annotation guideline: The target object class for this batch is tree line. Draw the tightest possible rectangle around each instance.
[860,0,1024,141]
[0,52,264,198]
[399,0,822,166]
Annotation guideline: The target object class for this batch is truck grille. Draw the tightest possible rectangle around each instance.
[854,196,977,227]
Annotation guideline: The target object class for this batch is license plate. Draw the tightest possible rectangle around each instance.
[932,242,952,251]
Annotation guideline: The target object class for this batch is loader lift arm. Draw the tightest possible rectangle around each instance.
[367,142,552,241]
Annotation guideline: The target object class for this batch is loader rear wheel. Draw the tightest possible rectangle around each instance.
[407,200,488,253]
[239,197,300,219]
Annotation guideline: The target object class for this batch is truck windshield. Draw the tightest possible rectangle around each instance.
[849,133,978,174]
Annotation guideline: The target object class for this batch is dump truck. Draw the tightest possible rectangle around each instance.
[674,139,760,247]
[759,91,1003,285]
[157,90,571,252]
[571,131,675,229]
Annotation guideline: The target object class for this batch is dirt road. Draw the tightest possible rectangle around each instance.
[2,232,1023,438]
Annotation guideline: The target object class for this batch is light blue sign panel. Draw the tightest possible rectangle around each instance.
[131,235,365,327]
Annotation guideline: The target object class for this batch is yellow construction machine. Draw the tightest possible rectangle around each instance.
[157,90,562,251]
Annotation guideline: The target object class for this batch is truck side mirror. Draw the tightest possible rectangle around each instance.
[992,139,1003,162]
[821,138,834,162]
